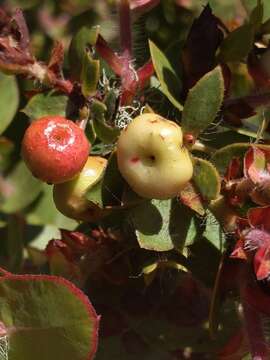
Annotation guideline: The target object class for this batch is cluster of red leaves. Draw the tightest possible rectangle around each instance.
[46,228,128,285]
[222,147,270,281]
[224,146,270,207]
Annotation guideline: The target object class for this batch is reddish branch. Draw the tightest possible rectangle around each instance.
[0,8,73,94]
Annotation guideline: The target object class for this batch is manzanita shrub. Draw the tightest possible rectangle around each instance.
[2,0,270,358]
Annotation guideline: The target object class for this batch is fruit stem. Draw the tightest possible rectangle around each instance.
[191,140,216,154]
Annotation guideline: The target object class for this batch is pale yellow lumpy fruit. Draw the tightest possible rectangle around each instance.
[53,156,107,221]
[116,113,193,199]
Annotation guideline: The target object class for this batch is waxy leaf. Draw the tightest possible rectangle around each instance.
[102,152,125,207]
[90,100,120,144]
[81,50,100,98]
[203,211,226,251]
[130,199,195,252]
[182,67,224,138]
[149,40,183,111]
[68,26,100,81]
[0,274,99,360]
[0,73,19,135]
[219,24,254,62]
[192,158,221,201]
[0,161,43,213]
[22,92,69,121]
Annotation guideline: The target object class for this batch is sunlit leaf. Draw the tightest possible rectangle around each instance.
[149,40,183,111]
[22,92,69,121]
[192,158,221,201]
[182,67,224,138]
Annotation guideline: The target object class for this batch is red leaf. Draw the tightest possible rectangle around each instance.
[60,229,97,255]
[224,157,242,181]
[178,181,205,215]
[244,147,267,183]
[244,229,270,252]
[13,9,31,52]
[182,4,224,89]
[248,206,270,232]
[244,282,270,317]
[231,238,248,260]
[218,329,248,360]
[254,246,270,280]
[48,41,64,75]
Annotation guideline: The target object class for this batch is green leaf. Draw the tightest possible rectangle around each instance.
[182,67,224,137]
[85,120,96,144]
[0,275,99,360]
[22,92,69,121]
[149,40,183,111]
[6,215,24,272]
[0,137,14,171]
[129,199,195,252]
[211,143,250,175]
[90,100,120,144]
[81,50,100,98]
[0,161,43,213]
[0,73,19,135]
[249,0,264,29]
[26,185,77,229]
[218,24,254,62]
[212,143,270,178]
[242,0,270,22]
[203,210,226,251]
[192,158,221,201]
[102,152,125,207]
[104,89,119,122]
[68,26,100,80]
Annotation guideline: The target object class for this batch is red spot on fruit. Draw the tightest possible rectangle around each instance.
[131,156,140,163]
[183,133,195,146]
[21,116,90,184]
[150,119,159,123]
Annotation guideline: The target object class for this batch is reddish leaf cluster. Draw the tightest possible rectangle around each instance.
[221,147,270,280]
[231,207,270,281]
[46,228,128,285]
[0,8,72,93]
[224,146,270,207]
